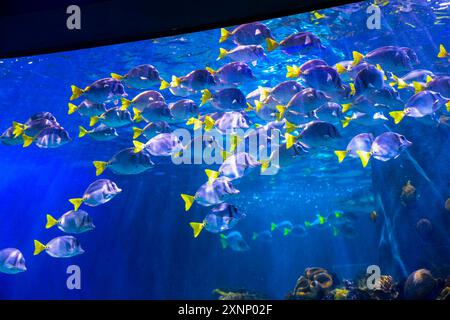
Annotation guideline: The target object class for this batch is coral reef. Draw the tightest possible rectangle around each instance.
[286,267,334,300]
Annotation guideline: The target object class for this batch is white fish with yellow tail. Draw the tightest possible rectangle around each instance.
[34,236,84,258]
[69,179,122,211]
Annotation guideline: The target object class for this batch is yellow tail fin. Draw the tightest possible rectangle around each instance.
[266,38,279,52]
[159,79,170,90]
[22,134,34,147]
[356,150,371,168]
[12,121,25,137]
[200,89,212,106]
[259,87,271,102]
[397,78,408,89]
[341,117,352,128]
[190,222,205,238]
[132,107,143,122]
[334,150,348,163]
[132,127,143,139]
[229,134,243,152]
[89,116,100,127]
[438,44,447,58]
[70,85,84,101]
[341,103,352,113]
[352,51,364,66]
[203,115,215,131]
[221,150,232,161]
[285,133,296,149]
[68,103,78,115]
[276,105,286,121]
[133,140,145,153]
[445,101,450,112]
[181,194,195,211]
[219,28,231,43]
[283,228,291,236]
[205,67,216,74]
[110,73,124,80]
[186,117,204,131]
[245,102,254,112]
[170,75,181,87]
[412,81,425,94]
[254,100,264,113]
[205,169,220,185]
[79,126,88,138]
[260,159,271,173]
[389,111,406,124]
[45,214,58,229]
[217,48,228,60]
[286,65,301,78]
[69,198,84,211]
[93,161,108,176]
[120,98,132,110]
[349,83,356,95]
[33,240,47,256]
[285,120,297,133]
[335,63,346,74]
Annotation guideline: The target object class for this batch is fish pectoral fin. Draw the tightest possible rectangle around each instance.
[181,194,195,211]
[45,214,58,229]
[189,222,204,238]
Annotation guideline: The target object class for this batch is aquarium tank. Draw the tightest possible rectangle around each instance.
[0,0,449,300]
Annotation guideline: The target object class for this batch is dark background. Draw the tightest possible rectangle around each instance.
[0,0,357,58]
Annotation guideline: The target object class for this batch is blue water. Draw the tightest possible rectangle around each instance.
[0,0,449,299]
